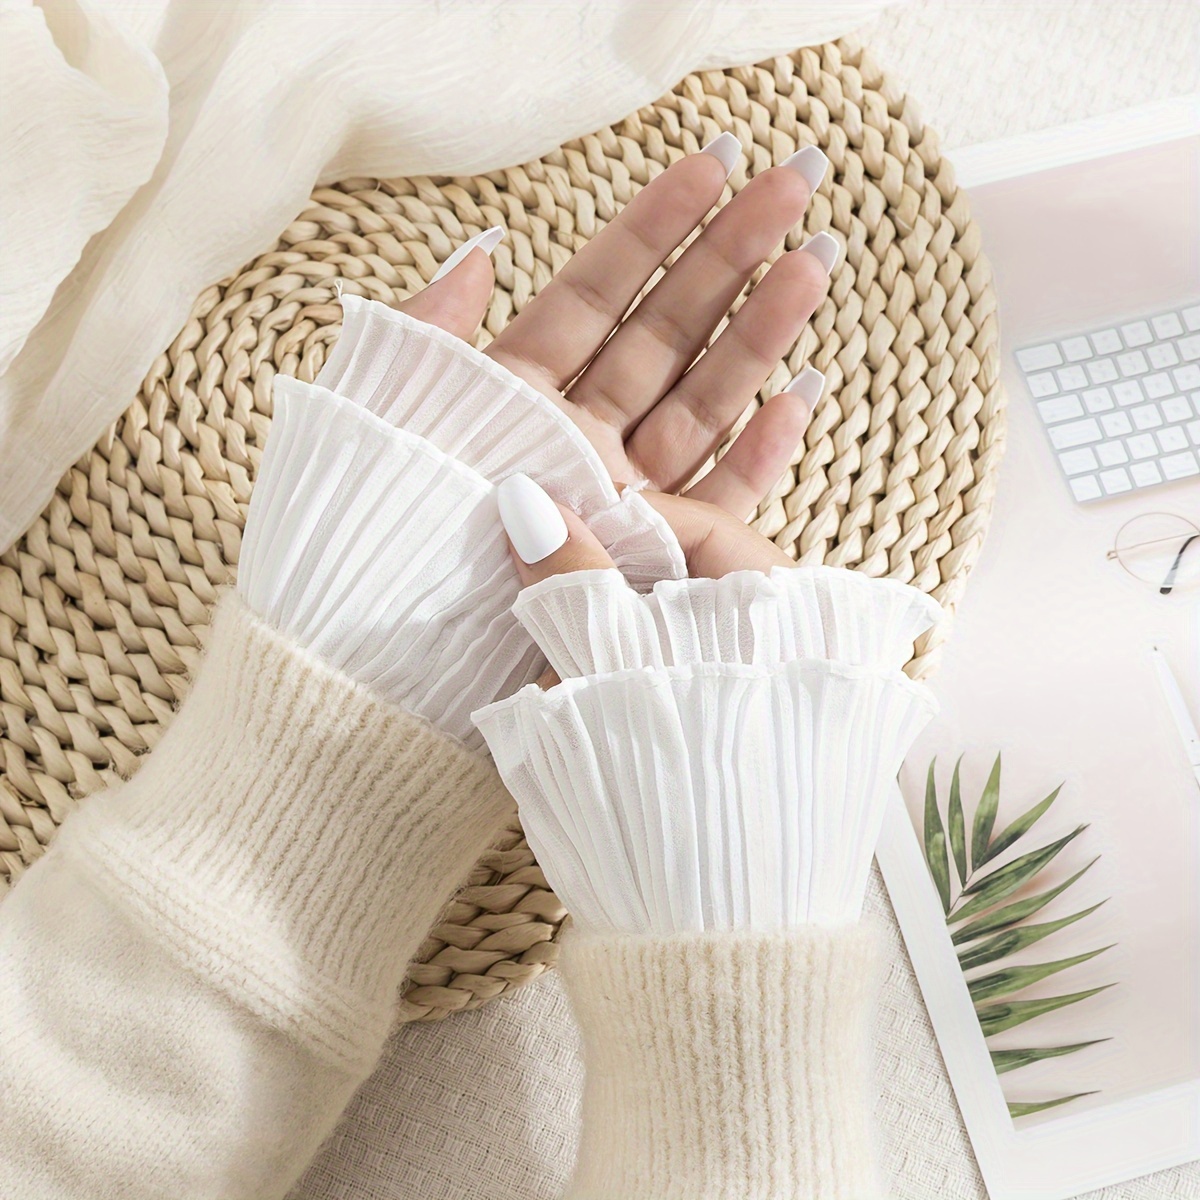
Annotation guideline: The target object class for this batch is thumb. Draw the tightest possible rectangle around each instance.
[395,226,503,341]
[496,474,615,586]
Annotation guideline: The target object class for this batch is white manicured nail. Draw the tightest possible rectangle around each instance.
[699,131,741,179]
[783,366,825,410]
[431,225,505,283]
[497,474,569,564]
[798,231,839,275]
[780,145,829,196]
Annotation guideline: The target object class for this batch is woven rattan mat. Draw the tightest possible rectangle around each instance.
[0,38,1005,1023]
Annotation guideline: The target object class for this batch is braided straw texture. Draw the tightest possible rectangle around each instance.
[0,39,1004,1023]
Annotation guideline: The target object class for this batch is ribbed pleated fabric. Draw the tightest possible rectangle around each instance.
[473,568,940,933]
[315,296,686,590]
[239,381,539,749]
[54,590,514,1071]
[561,923,887,1199]
[512,564,942,677]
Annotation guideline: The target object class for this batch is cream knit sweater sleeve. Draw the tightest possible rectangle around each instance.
[0,590,514,1199]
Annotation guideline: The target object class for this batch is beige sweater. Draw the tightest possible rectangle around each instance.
[0,591,886,1199]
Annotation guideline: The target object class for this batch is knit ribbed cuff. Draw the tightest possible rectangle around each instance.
[57,590,513,1070]
[561,922,888,1200]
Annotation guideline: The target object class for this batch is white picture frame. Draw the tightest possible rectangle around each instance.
[877,787,1200,1200]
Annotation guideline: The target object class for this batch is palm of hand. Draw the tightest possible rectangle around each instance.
[397,142,832,566]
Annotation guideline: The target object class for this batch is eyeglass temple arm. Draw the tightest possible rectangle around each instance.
[1161,533,1199,596]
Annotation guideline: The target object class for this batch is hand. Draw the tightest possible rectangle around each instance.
[494,472,796,688]
[503,481,793,584]
[395,138,834,519]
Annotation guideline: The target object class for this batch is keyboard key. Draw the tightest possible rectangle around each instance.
[1161,451,1199,480]
[1193,392,1200,417]
[1174,364,1200,390]
[1184,306,1200,332]
[1069,475,1102,501]
[1059,447,1099,475]
[1152,312,1185,339]
[1117,350,1149,375]
[1128,434,1158,459]
[1187,420,1200,446]
[1158,426,1188,453]
[1180,335,1200,361]
[1113,380,1143,405]
[1162,396,1193,423]
[1130,461,1163,487]
[1086,358,1119,384]
[1097,441,1129,466]
[1049,418,1102,449]
[1082,387,1114,413]
[1017,344,1063,371]
[1056,365,1089,390]
[1149,342,1180,369]
[1038,395,1083,423]
[1131,404,1163,430]
[1120,320,1153,347]
[1092,328,1123,354]
[1028,372,1059,397]
[1100,411,1132,437]
[1061,336,1092,361]
[1144,372,1173,399]
[1099,467,1132,495]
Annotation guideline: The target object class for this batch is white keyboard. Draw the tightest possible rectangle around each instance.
[1015,302,1200,503]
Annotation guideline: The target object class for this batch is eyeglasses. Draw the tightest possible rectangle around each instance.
[1107,512,1200,595]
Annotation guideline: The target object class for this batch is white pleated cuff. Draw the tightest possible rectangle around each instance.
[315,296,686,590]
[472,569,942,933]
[238,381,540,750]
[512,564,943,678]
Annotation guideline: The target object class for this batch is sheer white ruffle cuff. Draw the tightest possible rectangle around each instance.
[315,296,684,590]
[238,301,687,748]
[472,568,942,933]
[238,382,537,750]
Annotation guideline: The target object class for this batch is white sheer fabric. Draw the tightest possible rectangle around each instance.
[238,306,685,748]
[315,298,684,591]
[472,568,942,932]
[238,383,536,750]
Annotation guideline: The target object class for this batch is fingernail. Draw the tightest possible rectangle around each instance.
[699,131,741,179]
[431,225,505,283]
[497,473,569,564]
[780,145,829,195]
[798,231,839,275]
[784,366,826,410]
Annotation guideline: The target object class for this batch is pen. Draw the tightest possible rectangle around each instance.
[1150,646,1200,793]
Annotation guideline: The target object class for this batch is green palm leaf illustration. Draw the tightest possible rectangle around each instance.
[977,783,1063,868]
[977,984,1116,1037]
[948,756,968,887]
[969,753,1002,870]
[1008,1092,1098,1118]
[951,859,1101,946]
[923,760,951,914]
[991,1040,1111,1075]
[918,755,1116,1121]
[958,901,1108,970]
[967,946,1115,1003]
[951,825,1089,926]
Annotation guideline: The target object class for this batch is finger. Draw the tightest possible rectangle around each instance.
[496,473,615,587]
[628,238,834,490]
[395,229,500,340]
[683,368,824,520]
[641,490,796,579]
[568,149,828,435]
[487,136,739,394]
